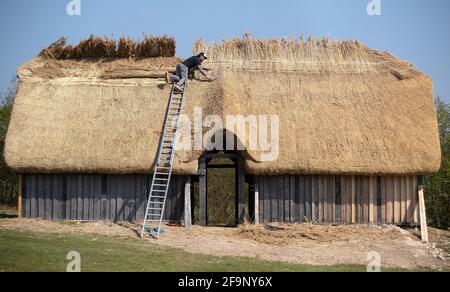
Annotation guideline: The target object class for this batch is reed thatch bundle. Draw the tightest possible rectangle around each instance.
[5,36,441,175]
[40,35,176,59]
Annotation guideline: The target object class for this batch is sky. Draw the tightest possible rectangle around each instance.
[0,0,449,100]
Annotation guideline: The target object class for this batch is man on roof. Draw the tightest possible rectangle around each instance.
[166,52,215,92]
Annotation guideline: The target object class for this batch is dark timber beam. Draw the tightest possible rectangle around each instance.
[236,156,246,224]
[199,158,207,227]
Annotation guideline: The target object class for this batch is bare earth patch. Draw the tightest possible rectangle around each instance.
[0,219,448,270]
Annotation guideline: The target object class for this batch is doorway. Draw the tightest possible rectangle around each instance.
[197,152,247,227]
[207,158,236,226]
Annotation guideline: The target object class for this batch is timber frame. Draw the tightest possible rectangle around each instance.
[198,152,246,227]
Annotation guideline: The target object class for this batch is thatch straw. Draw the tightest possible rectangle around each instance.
[39,34,176,60]
[5,36,441,175]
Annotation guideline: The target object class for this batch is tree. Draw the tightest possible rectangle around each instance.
[424,96,450,230]
[0,77,17,184]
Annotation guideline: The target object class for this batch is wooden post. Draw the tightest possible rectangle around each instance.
[184,178,192,229]
[418,185,429,242]
[351,176,356,224]
[369,176,375,224]
[254,183,260,225]
[18,175,23,219]
[199,158,207,227]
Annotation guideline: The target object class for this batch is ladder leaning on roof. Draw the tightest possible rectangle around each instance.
[140,83,188,238]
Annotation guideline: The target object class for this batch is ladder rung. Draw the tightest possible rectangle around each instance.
[153,184,167,187]
[151,195,166,199]
[155,172,169,176]
[154,179,168,182]
[152,190,166,193]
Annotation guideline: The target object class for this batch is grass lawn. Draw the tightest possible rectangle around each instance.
[0,228,382,272]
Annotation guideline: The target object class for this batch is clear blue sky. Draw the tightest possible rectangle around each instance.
[1,0,449,100]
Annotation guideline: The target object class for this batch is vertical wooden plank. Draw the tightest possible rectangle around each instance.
[413,176,419,224]
[259,176,265,223]
[264,176,271,223]
[237,157,246,224]
[380,176,386,223]
[340,176,346,223]
[362,176,369,224]
[63,176,70,220]
[318,176,324,223]
[37,176,45,219]
[199,158,207,226]
[344,176,350,224]
[66,175,74,220]
[270,177,278,222]
[328,176,335,223]
[311,175,317,222]
[394,176,401,224]
[135,175,145,221]
[175,177,183,222]
[400,176,407,224]
[44,176,53,220]
[277,176,283,222]
[377,177,382,224]
[109,175,117,221]
[254,178,259,225]
[278,176,284,222]
[323,176,329,223]
[284,176,290,223]
[298,176,305,222]
[335,176,342,223]
[77,175,84,220]
[67,176,75,220]
[369,176,375,224]
[29,175,37,218]
[18,175,23,219]
[23,175,30,218]
[305,176,312,221]
[90,175,95,220]
[94,175,101,220]
[406,176,412,225]
[184,177,192,228]
[290,176,297,223]
[386,176,394,224]
[117,175,125,221]
[55,175,64,220]
[355,176,360,223]
[351,176,356,224]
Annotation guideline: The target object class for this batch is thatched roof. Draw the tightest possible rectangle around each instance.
[4,36,441,175]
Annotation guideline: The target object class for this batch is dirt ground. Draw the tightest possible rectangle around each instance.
[0,216,448,270]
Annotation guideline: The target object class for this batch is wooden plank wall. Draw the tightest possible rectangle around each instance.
[22,174,187,222]
[256,175,419,225]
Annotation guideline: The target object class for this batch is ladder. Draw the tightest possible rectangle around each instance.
[141,83,188,238]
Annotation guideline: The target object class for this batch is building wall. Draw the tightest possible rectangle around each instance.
[22,173,421,225]
[255,175,420,225]
[21,174,187,222]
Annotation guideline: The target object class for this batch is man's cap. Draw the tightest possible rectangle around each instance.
[198,52,208,59]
